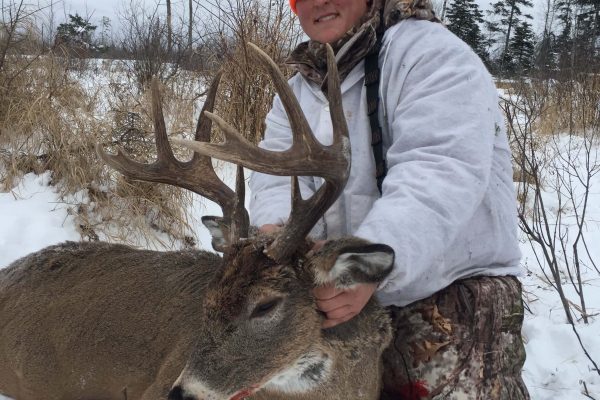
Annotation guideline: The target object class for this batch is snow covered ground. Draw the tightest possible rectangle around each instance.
[517,136,600,399]
[1,152,599,399]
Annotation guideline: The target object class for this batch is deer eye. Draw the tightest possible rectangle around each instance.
[250,298,281,319]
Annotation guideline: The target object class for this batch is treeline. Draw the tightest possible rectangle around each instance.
[5,0,597,81]
[1,1,301,80]
[443,0,599,78]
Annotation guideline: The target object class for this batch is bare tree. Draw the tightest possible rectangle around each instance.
[119,0,187,89]
[0,0,27,73]
[0,1,52,105]
[166,0,172,52]
[188,0,193,49]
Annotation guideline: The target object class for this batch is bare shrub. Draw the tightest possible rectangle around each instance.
[0,1,43,132]
[94,74,204,247]
[502,76,600,376]
[1,58,202,248]
[118,0,190,90]
[198,0,303,144]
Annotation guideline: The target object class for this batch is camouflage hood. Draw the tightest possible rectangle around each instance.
[287,0,439,87]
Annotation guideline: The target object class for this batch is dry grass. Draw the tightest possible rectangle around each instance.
[497,75,600,139]
[214,49,295,145]
[501,76,600,184]
[536,78,600,137]
[200,0,302,144]
[0,54,203,250]
[495,79,516,91]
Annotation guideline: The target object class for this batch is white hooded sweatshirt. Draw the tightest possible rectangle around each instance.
[249,19,522,307]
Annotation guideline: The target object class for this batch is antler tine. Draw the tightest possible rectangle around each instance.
[150,79,178,164]
[266,44,350,262]
[229,165,248,244]
[172,43,350,263]
[97,74,249,241]
[170,42,320,162]
[246,42,322,150]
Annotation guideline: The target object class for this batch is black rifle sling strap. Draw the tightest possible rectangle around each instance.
[364,27,386,194]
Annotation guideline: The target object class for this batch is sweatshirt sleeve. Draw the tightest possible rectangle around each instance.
[354,24,500,302]
[249,90,319,230]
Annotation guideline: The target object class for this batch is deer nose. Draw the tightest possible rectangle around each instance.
[168,385,197,400]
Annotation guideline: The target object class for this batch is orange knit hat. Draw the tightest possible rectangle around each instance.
[289,0,297,13]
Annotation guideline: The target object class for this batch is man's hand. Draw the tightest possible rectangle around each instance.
[313,283,377,329]
[259,225,375,328]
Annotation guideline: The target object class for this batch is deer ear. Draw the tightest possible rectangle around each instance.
[201,216,230,252]
[310,240,395,288]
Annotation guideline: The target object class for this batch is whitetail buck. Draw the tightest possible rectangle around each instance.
[0,44,395,400]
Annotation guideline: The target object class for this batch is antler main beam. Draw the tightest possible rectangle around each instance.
[171,44,348,181]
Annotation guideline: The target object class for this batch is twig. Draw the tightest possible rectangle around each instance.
[581,380,597,400]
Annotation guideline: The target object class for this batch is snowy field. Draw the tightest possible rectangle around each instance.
[1,153,599,399]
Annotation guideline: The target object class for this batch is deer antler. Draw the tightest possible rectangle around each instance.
[172,43,350,263]
[96,75,249,245]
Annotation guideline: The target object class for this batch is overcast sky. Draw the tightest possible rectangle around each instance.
[58,0,545,35]
[53,0,190,37]
[60,0,163,25]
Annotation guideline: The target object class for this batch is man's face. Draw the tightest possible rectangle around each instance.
[296,0,369,44]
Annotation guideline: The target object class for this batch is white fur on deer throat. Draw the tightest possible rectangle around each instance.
[263,348,332,394]
[172,348,332,398]
[313,251,394,288]
[169,377,221,400]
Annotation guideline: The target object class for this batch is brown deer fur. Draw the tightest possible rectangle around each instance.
[0,235,393,400]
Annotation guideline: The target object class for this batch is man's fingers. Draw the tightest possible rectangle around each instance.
[314,282,378,329]
[315,301,353,315]
[315,289,354,312]
[322,312,357,329]
[313,284,343,301]
[316,299,350,313]
[325,305,354,320]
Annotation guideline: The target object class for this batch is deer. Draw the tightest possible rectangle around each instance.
[0,43,395,400]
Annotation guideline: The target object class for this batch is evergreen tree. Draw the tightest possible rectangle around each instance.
[554,0,576,71]
[573,0,600,71]
[446,0,489,63]
[483,18,504,69]
[534,0,560,76]
[487,0,534,74]
[509,21,536,73]
[554,0,599,74]
[534,33,558,75]
[56,14,97,47]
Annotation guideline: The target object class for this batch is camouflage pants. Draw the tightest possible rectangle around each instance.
[380,276,530,400]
